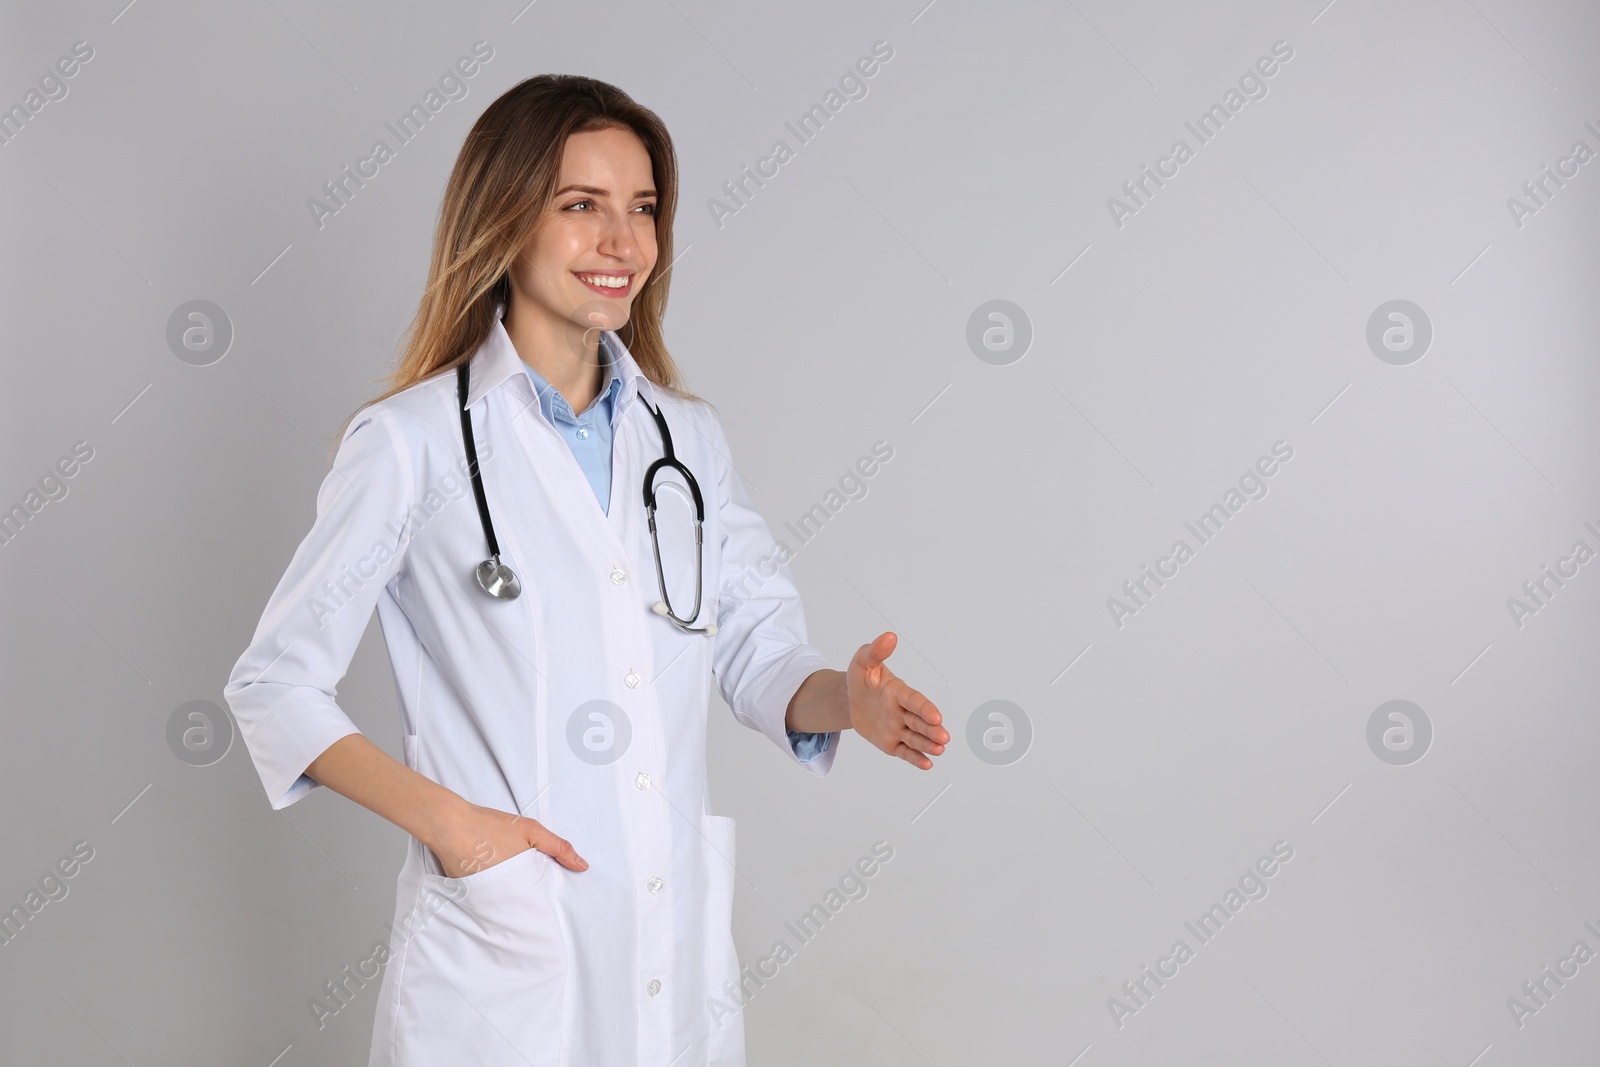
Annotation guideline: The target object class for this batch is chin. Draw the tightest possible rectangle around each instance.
[570,302,629,332]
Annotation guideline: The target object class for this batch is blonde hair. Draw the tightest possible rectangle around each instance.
[334,74,694,451]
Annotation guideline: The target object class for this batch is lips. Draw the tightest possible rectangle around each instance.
[574,271,633,298]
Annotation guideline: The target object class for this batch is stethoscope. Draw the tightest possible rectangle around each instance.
[456,359,717,636]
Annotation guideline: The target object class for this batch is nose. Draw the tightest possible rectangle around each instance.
[596,208,641,261]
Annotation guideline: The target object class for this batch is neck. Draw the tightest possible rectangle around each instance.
[501,301,607,412]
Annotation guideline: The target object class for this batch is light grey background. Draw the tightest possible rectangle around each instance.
[3,0,1598,1063]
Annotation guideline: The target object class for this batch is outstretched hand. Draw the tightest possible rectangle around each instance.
[846,632,949,770]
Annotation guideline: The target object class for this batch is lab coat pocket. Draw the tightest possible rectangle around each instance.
[396,845,567,1066]
[701,814,745,1064]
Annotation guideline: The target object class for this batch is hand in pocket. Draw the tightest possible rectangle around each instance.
[427,800,589,878]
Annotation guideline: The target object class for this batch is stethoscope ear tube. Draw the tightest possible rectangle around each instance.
[639,397,713,633]
[638,400,704,521]
[458,362,521,600]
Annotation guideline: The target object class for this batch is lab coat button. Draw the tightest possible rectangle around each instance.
[624,669,641,689]
[647,876,663,893]
[635,771,651,789]
[610,567,627,585]
[646,978,662,996]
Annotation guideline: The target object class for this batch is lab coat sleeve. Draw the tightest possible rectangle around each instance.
[705,409,840,776]
[223,404,416,809]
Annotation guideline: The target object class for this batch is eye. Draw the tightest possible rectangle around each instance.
[635,202,657,216]
[565,199,593,212]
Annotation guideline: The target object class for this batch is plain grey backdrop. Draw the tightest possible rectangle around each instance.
[3,0,1598,1063]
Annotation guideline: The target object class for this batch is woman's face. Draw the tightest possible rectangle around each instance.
[508,125,659,348]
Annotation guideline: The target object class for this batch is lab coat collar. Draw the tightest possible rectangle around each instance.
[464,301,658,417]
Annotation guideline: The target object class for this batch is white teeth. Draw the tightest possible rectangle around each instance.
[578,273,629,289]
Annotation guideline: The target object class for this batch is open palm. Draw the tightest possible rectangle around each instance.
[846,632,949,769]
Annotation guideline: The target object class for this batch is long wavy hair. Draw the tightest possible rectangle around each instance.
[333,74,693,451]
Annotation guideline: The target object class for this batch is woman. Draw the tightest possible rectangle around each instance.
[225,74,949,1067]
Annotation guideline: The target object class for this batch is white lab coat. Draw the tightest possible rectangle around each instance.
[224,311,839,1066]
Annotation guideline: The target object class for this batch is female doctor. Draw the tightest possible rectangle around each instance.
[224,74,949,1067]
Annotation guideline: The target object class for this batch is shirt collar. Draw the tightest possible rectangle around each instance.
[522,334,625,429]
[462,301,657,418]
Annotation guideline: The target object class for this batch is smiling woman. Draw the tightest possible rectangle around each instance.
[498,123,666,413]
[333,75,688,432]
[226,73,949,1067]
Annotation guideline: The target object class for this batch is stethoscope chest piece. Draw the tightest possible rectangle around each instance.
[476,556,520,600]
[459,363,520,602]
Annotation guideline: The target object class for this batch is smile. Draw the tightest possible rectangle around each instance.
[574,271,633,296]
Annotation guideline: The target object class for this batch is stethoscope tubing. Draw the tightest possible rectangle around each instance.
[456,359,713,634]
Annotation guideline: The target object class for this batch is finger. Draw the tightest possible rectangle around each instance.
[856,631,897,669]
[901,687,942,724]
[904,711,950,746]
[528,823,589,871]
[895,686,950,742]
[899,728,945,756]
[892,741,933,770]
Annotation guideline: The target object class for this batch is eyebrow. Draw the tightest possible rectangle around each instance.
[555,184,657,199]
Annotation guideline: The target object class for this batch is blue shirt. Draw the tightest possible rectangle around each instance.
[519,335,625,513]
[521,332,830,762]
